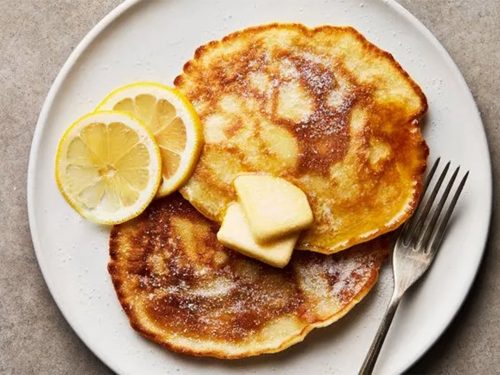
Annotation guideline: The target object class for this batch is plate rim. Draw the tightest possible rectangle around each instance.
[27,0,493,373]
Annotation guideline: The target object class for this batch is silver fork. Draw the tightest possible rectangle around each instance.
[359,158,469,375]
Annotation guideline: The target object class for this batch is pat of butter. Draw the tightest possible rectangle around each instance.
[217,202,297,268]
[233,174,313,243]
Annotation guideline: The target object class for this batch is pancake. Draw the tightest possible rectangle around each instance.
[109,193,388,359]
[174,23,428,254]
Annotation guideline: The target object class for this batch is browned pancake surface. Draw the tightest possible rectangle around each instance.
[109,194,388,358]
[175,24,428,254]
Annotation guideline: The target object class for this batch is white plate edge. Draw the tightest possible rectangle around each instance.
[382,1,493,373]
[26,0,141,369]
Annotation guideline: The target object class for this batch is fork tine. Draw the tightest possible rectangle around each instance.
[400,158,441,242]
[418,166,460,251]
[403,160,450,245]
[422,157,442,192]
[427,171,469,257]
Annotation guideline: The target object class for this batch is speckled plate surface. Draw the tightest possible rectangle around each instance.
[27,0,492,374]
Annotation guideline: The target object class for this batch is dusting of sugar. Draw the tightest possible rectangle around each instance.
[301,52,327,65]
[279,58,300,79]
[190,278,234,297]
[328,255,369,298]
[301,64,335,96]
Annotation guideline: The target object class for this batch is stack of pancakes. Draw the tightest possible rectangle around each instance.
[109,24,427,358]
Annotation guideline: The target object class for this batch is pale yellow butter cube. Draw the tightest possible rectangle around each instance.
[216,202,297,268]
[233,174,313,243]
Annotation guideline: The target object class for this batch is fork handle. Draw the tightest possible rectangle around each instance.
[359,295,401,375]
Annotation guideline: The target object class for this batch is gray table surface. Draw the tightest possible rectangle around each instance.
[1,1,498,374]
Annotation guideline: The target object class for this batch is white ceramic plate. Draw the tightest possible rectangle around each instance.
[28,0,492,374]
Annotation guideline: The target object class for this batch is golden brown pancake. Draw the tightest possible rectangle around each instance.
[109,194,388,358]
[174,23,428,254]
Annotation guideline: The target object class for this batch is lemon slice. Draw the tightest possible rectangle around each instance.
[55,111,162,224]
[96,82,203,197]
